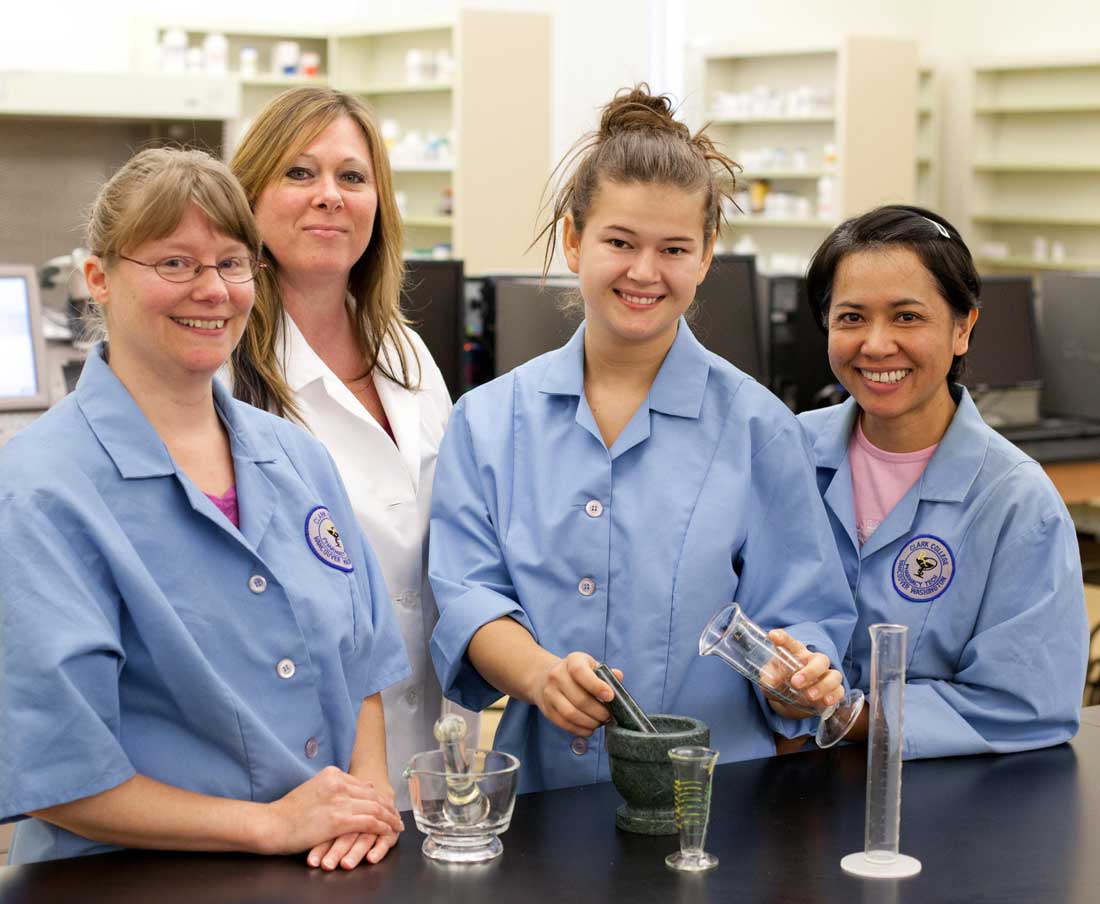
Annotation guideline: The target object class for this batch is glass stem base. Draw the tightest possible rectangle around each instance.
[840,851,922,879]
[665,850,719,872]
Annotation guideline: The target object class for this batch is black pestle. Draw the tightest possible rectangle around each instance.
[594,663,658,733]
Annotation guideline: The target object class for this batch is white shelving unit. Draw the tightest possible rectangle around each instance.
[131,13,551,273]
[688,37,918,274]
[970,57,1100,273]
[916,65,940,208]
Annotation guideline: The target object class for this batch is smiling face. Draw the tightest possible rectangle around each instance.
[827,246,978,450]
[85,202,255,385]
[563,180,714,355]
[253,114,378,282]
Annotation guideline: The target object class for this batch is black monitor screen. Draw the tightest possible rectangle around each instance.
[963,275,1040,390]
[1038,272,1100,420]
[402,260,465,399]
[492,278,578,377]
[692,254,765,381]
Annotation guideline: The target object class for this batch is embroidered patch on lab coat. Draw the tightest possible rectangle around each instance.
[304,506,354,572]
[892,534,954,602]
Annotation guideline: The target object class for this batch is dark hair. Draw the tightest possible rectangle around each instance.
[805,205,982,384]
[536,83,739,276]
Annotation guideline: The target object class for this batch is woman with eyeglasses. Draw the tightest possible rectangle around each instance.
[0,148,410,865]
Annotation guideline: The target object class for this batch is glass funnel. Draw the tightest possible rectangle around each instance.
[699,603,863,748]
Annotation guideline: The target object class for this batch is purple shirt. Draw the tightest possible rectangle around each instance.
[203,485,239,528]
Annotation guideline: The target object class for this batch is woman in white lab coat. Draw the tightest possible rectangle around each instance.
[229,87,472,810]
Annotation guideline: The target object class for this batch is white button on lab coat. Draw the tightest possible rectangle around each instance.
[280,310,477,808]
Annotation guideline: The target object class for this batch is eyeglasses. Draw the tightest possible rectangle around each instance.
[116,254,266,284]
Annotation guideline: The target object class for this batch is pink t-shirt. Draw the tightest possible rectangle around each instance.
[849,421,937,546]
[204,485,240,529]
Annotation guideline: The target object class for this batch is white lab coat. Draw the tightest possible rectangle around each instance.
[279,310,475,809]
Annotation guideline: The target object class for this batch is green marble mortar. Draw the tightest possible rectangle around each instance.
[605,714,710,835]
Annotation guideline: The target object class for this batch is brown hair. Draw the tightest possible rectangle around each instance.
[229,86,417,423]
[537,84,739,277]
[84,147,261,340]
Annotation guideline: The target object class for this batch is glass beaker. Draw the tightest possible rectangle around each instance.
[840,623,922,879]
[699,603,864,748]
[665,746,719,872]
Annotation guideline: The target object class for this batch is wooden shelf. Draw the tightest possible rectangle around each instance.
[240,75,328,87]
[711,114,834,125]
[973,213,1100,227]
[403,215,453,229]
[727,217,834,229]
[737,170,825,181]
[976,255,1100,272]
[344,80,452,95]
[391,161,454,173]
[973,161,1100,173]
[975,103,1100,115]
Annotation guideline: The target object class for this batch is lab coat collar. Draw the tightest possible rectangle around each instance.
[76,343,280,480]
[281,303,423,492]
[811,385,990,558]
[537,317,709,420]
[281,309,332,392]
[917,386,989,503]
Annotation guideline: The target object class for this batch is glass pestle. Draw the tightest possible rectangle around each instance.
[433,714,491,825]
[699,603,864,748]
[840,624,922,879]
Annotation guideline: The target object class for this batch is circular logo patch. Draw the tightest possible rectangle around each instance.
[892,534,954,603]
[304,506,353,572]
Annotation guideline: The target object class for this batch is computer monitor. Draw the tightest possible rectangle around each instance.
[764,275,836,412]
[0,265,50,412]
[487,258,765,380]
[490,277,579,377]
[962,275,1041,391]
[401,259,465,400]
[692,254,765,381]
[1037,272,1100,421]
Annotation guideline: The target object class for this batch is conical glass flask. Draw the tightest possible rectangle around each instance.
[699,603,863,748]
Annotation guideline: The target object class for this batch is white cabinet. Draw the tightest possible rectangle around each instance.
[970,58,1100,272]
[688,36,918,274]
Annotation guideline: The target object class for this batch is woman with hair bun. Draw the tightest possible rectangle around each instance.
[799,205,1087,758]
[428,86,857,793]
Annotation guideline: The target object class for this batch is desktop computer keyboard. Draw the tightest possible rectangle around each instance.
[1015,435,1100,464]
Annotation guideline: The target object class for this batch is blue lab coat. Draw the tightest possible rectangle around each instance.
[799,388,1088,759]
[0,345,410,863]
[429,320,857,792]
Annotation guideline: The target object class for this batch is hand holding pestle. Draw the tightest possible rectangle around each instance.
[594,664,658,733]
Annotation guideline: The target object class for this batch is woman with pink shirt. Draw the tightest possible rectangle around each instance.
[797,205,1087,759]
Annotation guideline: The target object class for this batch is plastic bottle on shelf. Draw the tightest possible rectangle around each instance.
[202,33,228,76]
[272,41,301,76]
[300,52,320,78]
[816,175,835,220]
[822,142,838,172]
[160,29,188,74]
[239,47,259,79]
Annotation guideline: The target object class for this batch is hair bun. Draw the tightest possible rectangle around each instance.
[599,84,690,141]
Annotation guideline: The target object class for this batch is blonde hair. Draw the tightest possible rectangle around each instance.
[229,86,417,423]
[537,84,739,281]
[84,147,261,341]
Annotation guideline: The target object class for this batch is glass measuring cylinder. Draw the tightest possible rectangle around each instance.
[699,603,864,748]
[840,623,922,879]
[665,746,719,872]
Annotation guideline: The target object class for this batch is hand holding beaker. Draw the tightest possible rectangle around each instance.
[699,603,864,748]
[760,628,846,719]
